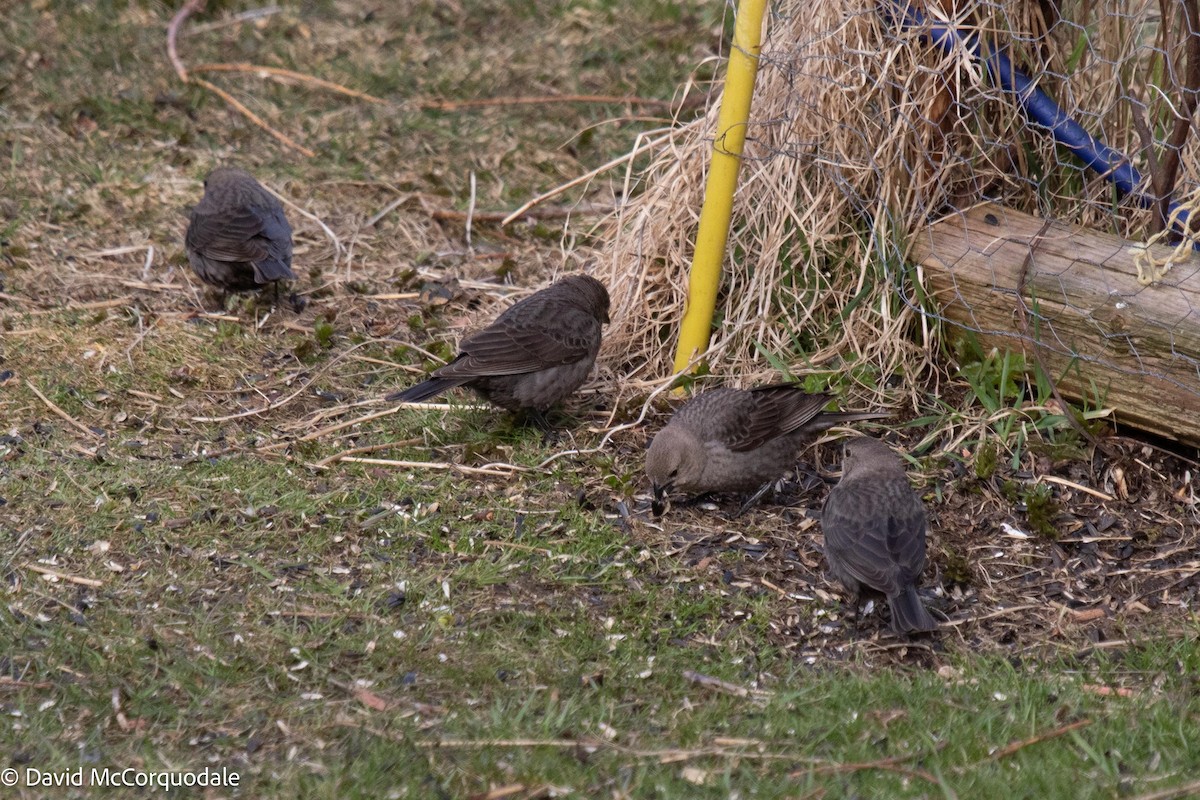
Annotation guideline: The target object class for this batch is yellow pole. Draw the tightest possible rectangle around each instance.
[672,0,768,374]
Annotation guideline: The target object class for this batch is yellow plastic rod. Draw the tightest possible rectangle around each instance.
[672,0,768,374]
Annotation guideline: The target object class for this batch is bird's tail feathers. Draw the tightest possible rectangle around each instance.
[254,257,297,283]
[386,377,468,404]
[814,410,892,429]
[889,585,938,634]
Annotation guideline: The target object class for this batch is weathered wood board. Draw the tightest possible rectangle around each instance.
[911,202,1200,446]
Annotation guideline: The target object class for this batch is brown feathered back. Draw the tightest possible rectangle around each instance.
[821,437,936,634]
[185,167,295,292]
[388,274,609,413]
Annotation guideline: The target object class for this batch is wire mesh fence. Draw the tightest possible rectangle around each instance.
[598,0,1200,441]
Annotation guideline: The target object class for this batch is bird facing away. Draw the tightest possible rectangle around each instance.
[388,274,610,415]
[185,167,296,294]
[645,384,890,508]
[821,436,937,635]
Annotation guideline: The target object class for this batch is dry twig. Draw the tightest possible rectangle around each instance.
[681,670,773,700]
[334,457,525,477]
[985,718,1092,761]
[167,1,316,157]
[190,62,385,104]
[22,563,104,588]
[415,94,685,112]
[25,380,103,440]
[501,131,674,225]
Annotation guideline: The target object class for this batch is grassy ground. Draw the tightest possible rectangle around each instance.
[4,2,1200,798]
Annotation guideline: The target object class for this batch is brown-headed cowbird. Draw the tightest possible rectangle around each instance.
[388,274,610,414]
[645,384,889,509]
[185,167,296,294]
[821,436,937,635]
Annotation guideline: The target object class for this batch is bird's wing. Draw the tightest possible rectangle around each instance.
[724,386,831,452]
[186,207,268,263]
[249,204,295,281]
[823,479,925,593]
[255,205,293,259]
[879,481,927,576]
[436,307,600,378]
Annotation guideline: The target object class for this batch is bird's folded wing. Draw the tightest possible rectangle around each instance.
[187,208,268,263]
[822,486,896,589]
[251,206,295,281]
[882,502,927,574]
[726,387,831,452]
[257,206,293,258]
[439,311,599,377]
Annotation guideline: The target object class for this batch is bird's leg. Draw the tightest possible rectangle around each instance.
[849,595,864,635]
[676,491,716,509]
[733,480,776,518]
[513,408,560,444]
[208,289,229,312]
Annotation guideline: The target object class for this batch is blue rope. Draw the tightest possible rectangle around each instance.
[882,1,1191,233]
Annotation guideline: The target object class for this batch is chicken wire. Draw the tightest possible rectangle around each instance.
[597,0,1200,434]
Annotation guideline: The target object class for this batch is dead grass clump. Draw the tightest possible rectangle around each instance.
[595,1,1200,409]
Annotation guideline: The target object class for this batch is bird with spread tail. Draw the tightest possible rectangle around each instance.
[387,274,610,417]
[821,436,938,635]
[645,383,889,513]
[185,167,296,297]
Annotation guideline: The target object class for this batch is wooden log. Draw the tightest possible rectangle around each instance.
[911,202,1200,446]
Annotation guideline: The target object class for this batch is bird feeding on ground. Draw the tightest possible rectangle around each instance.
[645,383,889,514]
[185,167,296,300]
[388,274,610,420]
[821,435,938,635]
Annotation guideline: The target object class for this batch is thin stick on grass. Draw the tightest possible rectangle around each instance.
[194,77,315,157]
[80,245,154,261]
[0,678,56,690]
[22,564,104,588]
[166,0,203,82]
[182,6,283,36]
[335,456,525,477]
[25,380,102,440]
[312,438,424,467]
[941,604,1044,626]
[362,293,421,301]
[501,131,674,225]
[381,730,943,774]
[190,340,377,422]
[1127,778,1200,800]
[985,718,1092,761]
[190,62,386,104]
[801,761,956,797]
[482,540,555,557]
[682,670,773,699]
[758,577,796,598]
[0,292,49,308]
[416,94,682,112]
[68,297,138,311]
[123,316,160,363]
[167,1,315,157]
[1037,475,1114,501]
[259,404,412,452]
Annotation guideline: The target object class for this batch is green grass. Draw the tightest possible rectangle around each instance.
[7,424,1200,796]
[3,1,1200,798]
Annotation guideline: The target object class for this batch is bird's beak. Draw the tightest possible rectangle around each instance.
[651,482,668,517]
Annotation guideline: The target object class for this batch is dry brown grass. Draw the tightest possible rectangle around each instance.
[594,0,1200,416]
